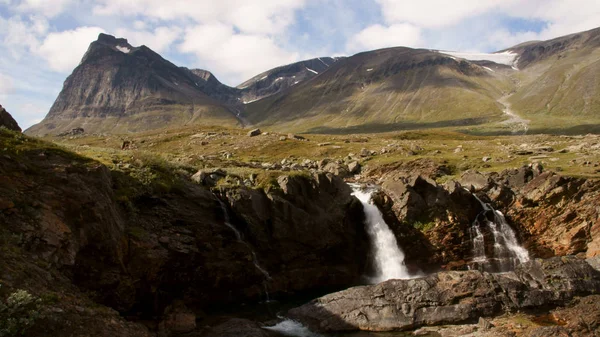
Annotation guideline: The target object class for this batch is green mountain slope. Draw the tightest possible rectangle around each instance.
[244,47,514,133]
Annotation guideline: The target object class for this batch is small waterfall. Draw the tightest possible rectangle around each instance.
[469,194,529,272]
[263,319,321,337]
[350,184,412,283]
[217,198,272,300]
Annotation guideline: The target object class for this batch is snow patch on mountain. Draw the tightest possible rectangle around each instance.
[438,50,519,68]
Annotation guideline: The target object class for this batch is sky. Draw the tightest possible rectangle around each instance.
[1,0,599,130]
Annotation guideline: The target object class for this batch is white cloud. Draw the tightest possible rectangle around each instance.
[179,23,300,85]
[36,26,106,72]
[0,15,47,59]
[375,0,511,28]
[347,23,423,53]
[114,26,181,53]
[92,0,306,35]
[13,0,74,18]
[0,73,15,97]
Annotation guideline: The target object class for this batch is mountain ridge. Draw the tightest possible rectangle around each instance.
[25,26,600,136]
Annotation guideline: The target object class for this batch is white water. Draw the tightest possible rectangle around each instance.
[263,319,321,337]
[350,185,412,283]
[469,194,529,272]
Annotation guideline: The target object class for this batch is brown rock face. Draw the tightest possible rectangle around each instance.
[0,104,21,132]
[288,256,600,332]
[0,132,371,332]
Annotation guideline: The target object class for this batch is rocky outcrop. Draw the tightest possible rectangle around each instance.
[288,256,600,332]
[366,161,485,267]
[222,173,370,296]
[0,104,21,132]
[0,131,371,335]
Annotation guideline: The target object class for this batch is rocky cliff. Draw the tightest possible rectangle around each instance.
[0,129,370,335]
[0,104,21,132]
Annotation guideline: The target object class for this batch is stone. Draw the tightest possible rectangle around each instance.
[459,170,490,192]
[204,318,271,337]
[247,128,261,137]
[348,161,361,174]
[288,256,600,332]
[478,317,493,331]
[360,148,372,157]
[482,156,492,162]
[159,301,196,334]
[279,136,287,141]
[287,133,306,140]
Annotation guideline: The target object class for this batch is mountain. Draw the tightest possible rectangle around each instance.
[237,57,342,104]
[243,47,513,133]
[26,27,600,136]
[242,26,600,134]
[25,33,343,136]
[0,104,21,132]
[26,34,240,136]
[505,27,600,127]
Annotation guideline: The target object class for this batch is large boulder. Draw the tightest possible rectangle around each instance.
[288,256,600,332]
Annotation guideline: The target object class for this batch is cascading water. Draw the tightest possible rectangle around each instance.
[469,193,529,272]
[217,198,272,300]
[350,185,412,283]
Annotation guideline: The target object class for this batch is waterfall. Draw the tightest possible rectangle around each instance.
[217,198,272,300]
[350,185,412,283]
[469,194,529,272]
[263,319,321,337]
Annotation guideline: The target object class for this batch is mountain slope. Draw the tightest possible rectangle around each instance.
[26,34,240,136]
[237,57,342,103]
[507,27,600,125]
[244,47,513,133]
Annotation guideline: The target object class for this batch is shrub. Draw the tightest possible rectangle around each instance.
[0,287,41,336]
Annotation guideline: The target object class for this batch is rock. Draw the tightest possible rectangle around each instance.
[248,128,261,137]
[0,105,21,132]
[121,140,132,150]
[159,301,196,334]
[360,148,372,157]
[478,317,493,331]
[279,136,287,141]
[459,170,490,192]
[322,161,349,177]
[203,318,271,337]
[482,156,492,162]
[288,133,306,141]
[288,256,600,332]
[348,161,361,174]
[318,142,331,147]
[58,127,85,137]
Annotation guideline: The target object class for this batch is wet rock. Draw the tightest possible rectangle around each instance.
[203,318,272,337]
[159,301,196,334]
[288,256,600,332]
[247,128,261,137]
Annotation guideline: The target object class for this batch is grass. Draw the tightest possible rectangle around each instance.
[36,123,600,182]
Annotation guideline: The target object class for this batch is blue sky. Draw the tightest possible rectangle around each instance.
[1,0,599,130]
